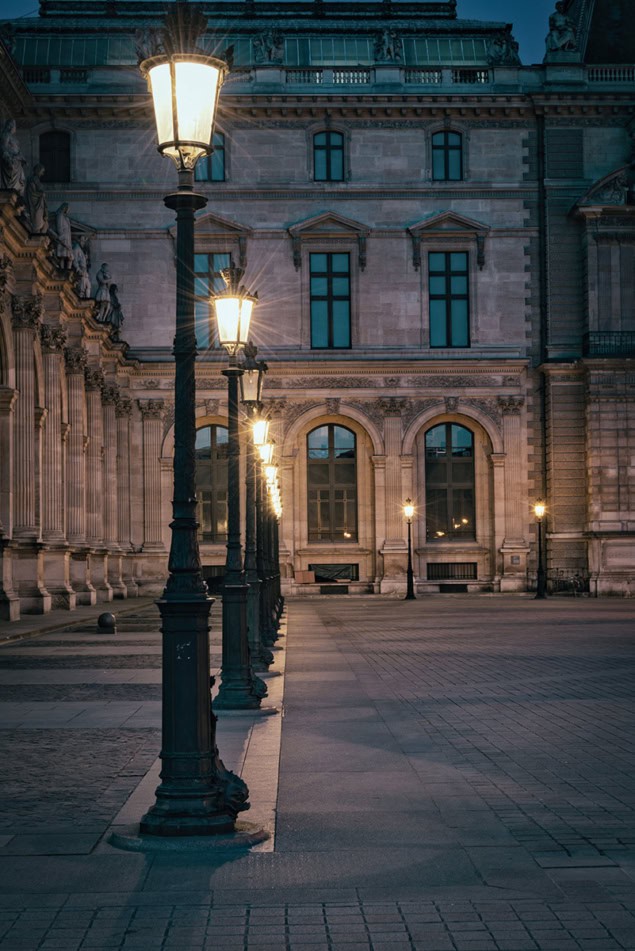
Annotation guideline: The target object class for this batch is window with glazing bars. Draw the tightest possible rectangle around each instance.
[307,425,357,542]
[313,131,344,181]
[425,424,475,542]
[194,132,226,182]
[194,252,232,349]
[431,130,463,181]
[310,252,351,348]
[195,425,228,542]
[429,251,470,348]
[40,130,70,182]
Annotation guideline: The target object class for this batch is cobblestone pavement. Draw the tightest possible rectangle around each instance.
[0,596,634,950]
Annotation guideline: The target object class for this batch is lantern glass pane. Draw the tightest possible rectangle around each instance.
[148,62,174,148]
[174,60,220,146]
[241,368,260,403]
[238,298,253,345]
[404,503,415,519]
[214,298,240,347]
[259,442,274,464]
[253,419,269,446]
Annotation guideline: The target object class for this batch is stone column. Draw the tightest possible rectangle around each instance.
[490,453,507,589]
[11,294,51,613]
[0,387,19,619]
[102,384,126,597]
[40,324,75,609]
[138,399,166,595]
[116,397,136,597]
[497,396,529,591]
[377,398,409,592]
[64,347,95,605]
[85,366,111,601]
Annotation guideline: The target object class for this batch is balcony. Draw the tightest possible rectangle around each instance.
[583,332,635,358]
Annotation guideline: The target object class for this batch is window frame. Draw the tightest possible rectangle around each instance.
[424,422,476,543]
[428,250,471,349]
[313,129,345,182]
[309,250,352,350]
[195,423,229,544]
[39,129,71,183]
[307,423,358,543]
[431,130,463,182]
[194,131,227,183]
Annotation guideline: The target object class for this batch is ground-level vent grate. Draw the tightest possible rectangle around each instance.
[427,562,477,581]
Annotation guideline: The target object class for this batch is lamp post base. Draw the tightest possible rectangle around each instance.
[216,583,267,710]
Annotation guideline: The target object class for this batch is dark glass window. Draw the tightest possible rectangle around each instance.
[195,425,228,542]
[307,424,357,542]
[429,251,469,348]
[194,132,226,182]
[194,252,232,349]
[40,130,70,183]
[313,131,344,182]
[310,252,350,349]
[425,423,475,542]
[431,131,462,181]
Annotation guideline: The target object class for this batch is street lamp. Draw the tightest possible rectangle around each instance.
[239,343,273,670]
[138,4,249,836]
[403,499,416,600]
[211,267,266,709]
[534,499,547,599]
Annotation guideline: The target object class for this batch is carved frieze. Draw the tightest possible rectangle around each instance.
[39,324,67,353]
[406,374,499,388]
[324,398,341,415]
[282,376,378,389]
[348,400,385,430]
[377,397,410,417]
[263,398,287,418]
[11,293,43,330]
[401,398,443,428]
[64,346,87,374]
[463,398,502,429]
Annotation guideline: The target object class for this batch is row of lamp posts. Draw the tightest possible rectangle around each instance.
[135,2,549,838]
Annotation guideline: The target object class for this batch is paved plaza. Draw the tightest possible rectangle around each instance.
[0,594,634,950]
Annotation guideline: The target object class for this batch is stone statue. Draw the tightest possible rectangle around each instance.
[374,28,403,63]
[134,26,165,63]
[0,118,26,195]
[487,32,521,66]
[0,24,16,57]
[72,237,92,299]
[94,263,112,323]
[24,163,48,234]
[546,2,577,52]
[107,283,124,340]
[253,30,284,64]
[51,203,73,270]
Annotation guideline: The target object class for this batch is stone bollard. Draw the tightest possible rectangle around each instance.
[97,612,117,635]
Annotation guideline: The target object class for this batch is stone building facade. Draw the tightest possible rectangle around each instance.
[0,0,633,618]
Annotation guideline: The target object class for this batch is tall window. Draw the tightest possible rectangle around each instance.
[40,130,70,182]
[307,424,357,542]
[429,251,469,348]
[313,131,344,182]
[194,132,226,182]
[431,131,462,181]
[194,252,232,349]
[195,425,228,542]
[425,423,475,541]
[310,252,351,349]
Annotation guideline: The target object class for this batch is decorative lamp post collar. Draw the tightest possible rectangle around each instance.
[139,4,227,174]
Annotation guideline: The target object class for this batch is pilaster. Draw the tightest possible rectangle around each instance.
[85,366,111,601]
[102,385,125,597]
[116,397,136,597]
[64,347,95,605]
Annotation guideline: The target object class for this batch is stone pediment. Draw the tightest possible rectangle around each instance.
[577,167,630,209]
[288,212,369,271]
[407,211,489,271]
[169,211,252,239]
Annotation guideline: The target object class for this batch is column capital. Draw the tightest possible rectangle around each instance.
[101,384,119,405]
[84,367,105,391]
[40,323,67,353]
[138,398,165,420]
[64,346,87,374]
[497,395,525,415]
[11,293,43,330]
[115,396,133,418]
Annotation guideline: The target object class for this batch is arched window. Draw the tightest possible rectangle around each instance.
[425,423,475,541]
[313,131,344,182]
[40,130,71,183]
[307,424,357,542]
[195,425,228,542]
[431,131,462,181]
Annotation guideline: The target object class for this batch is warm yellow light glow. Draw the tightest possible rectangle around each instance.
[461,517,469,524]
[259,441,274,465]
[534,499,546,519]
[435,530,445,537]
[265,464,278,485]
[253,418,270,447]
[403,499,415,521]
[343,531,351,539]
[213,297,254,354]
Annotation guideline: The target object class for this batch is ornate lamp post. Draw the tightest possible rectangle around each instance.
[211,267,265,709]
[403,499,416,600]
[239,343,272,670]
[534,499,547,599]
[138,5,249,835]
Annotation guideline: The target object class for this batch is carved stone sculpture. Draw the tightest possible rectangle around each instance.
[0,118,26,195]
[545,2,577,52]
[52,203,73,270]
[94,263,112,323]
[487,32,521,66]
[24,163,48,234]
[107,284,125,340]
[374,28,403,63]
[253,30,284,64]
[72,237,92,299]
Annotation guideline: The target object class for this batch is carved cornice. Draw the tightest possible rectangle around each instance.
[39,324,67,353]
[497,395,525,415]
[84,367,105,391]
[139,398,165,420]
[11,294,43,330]
[64,346,87,374]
